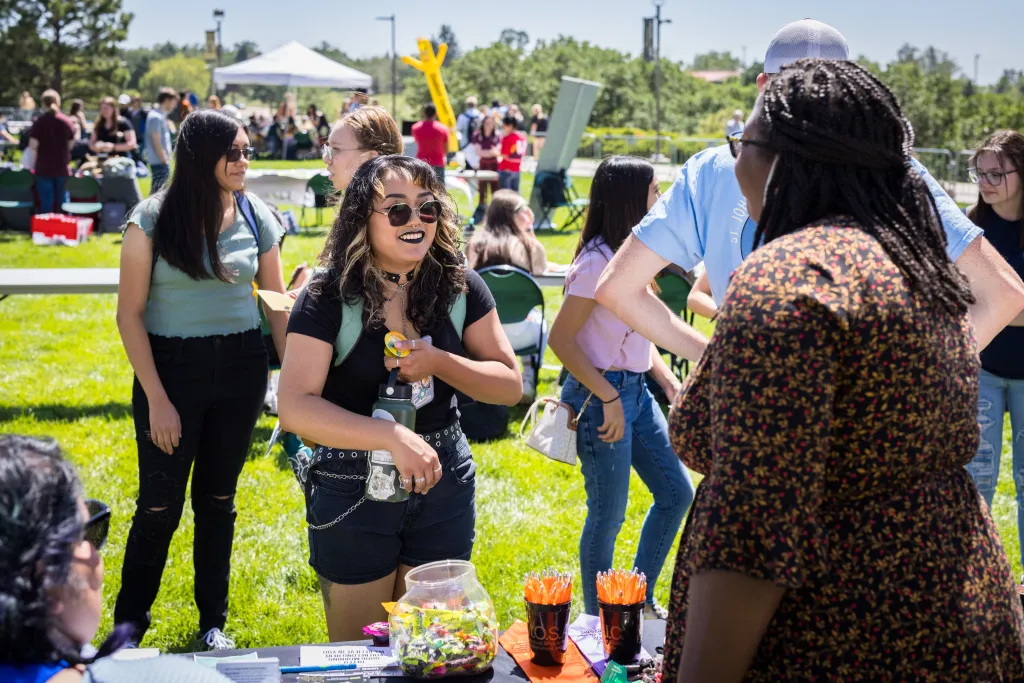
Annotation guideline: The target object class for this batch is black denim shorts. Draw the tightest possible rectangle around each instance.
[306,435,477,584]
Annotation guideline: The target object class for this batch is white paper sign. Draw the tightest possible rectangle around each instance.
[568,614,651,676]
[215,657,281,683]
[299,645,398,670]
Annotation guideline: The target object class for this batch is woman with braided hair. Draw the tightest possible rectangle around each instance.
[663,58,1024,682]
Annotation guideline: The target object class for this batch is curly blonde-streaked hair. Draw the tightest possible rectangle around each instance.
[317,155,466,331]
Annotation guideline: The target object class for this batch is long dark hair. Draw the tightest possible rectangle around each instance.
[317,155,465,331]
[0,435,134,665]
[572,155,655,263]
[97,96,120,134]
[753,58,974,316]
[152,109,245,282]
[968,130,1024,248]
[469,190,535,272]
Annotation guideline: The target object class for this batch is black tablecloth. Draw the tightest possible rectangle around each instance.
[198,620,666,683]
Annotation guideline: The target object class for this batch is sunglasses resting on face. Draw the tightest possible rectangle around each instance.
[84,498,111,551]
[373,200,442,227]
[226,147,255,162]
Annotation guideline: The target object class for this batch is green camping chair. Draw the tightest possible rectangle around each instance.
[654,270,695,380]
[302,173,334,227]
[478,264,547,407]
[0,169,35,229]
[478,265,546,354]
[532,169,588,231]
[62,176,103,216]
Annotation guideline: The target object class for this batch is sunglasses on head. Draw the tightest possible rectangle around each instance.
[84,499,111,551]
[373,200,442,227]
[226,147,255,162]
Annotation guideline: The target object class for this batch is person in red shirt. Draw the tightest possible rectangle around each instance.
[411,104,449,184]
[498,115,527,192]
[27,89,75,213]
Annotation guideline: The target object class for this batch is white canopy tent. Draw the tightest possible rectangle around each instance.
[212,41,373,90]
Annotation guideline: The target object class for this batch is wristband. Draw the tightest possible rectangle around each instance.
[601,394,621,405]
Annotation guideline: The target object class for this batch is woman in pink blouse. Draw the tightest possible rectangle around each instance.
[548,156,695,617]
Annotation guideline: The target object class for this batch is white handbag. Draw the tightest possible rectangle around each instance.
[520,397,581,466]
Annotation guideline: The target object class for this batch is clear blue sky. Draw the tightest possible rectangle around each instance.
[120,0,1022,85]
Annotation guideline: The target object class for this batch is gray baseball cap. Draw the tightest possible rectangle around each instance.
[763,19,850,74]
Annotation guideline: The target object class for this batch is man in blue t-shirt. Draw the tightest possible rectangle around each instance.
[596,18,1024,363]
[145,88,178,194]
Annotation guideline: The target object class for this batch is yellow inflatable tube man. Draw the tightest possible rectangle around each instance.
[402,38,459,153]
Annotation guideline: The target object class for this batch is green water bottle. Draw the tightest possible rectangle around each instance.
[366,369,417,503]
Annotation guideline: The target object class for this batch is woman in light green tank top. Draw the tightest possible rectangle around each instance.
[113,109,288,650]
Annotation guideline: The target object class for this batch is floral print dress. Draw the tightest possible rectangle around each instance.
[664,224,1024,681]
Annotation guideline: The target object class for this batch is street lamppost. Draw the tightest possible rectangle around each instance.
[376,14,397,115]
[213,9,224,67]
[650,0,671,161]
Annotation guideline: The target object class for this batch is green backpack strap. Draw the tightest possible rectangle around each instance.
[334,297,365,366]
[333,290,468,366]
[450,291,467,342]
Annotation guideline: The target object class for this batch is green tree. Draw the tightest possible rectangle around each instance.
[499,28,530,51]
[432,24,460,61]
[691,51,742,71]
[0,0,131,103]
[139,54,210,101]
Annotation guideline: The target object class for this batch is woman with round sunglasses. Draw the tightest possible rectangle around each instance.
[115,109,288,650]
[963,130,1024,572]
[0,435,231,682]
[323,105,403,193]
[278,155,522,641]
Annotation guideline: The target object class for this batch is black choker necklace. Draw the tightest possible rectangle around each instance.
[383,269,415,284]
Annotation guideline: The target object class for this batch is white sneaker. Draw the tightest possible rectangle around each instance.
[202,627,236,651]
[264,373,279,415]
[520,362,537,405]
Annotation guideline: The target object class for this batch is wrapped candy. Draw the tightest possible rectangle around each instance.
[363,622,390,647]
[390,561,499,679]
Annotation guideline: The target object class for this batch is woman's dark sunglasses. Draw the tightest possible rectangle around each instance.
[226,146,255,162]
[727,134,771,159]
[84,499,111,551]
[373,200,442,227]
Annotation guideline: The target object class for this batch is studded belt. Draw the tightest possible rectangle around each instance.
[308,421,465,468]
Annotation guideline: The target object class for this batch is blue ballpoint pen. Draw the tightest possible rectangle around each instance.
[281,664,359,674]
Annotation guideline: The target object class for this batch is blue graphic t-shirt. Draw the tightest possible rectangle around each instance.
[634,145,982,305]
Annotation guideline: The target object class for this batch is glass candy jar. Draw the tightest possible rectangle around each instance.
[390,560,499,679]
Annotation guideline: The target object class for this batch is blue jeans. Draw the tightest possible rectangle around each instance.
[498,170,520,192]
[561,370,695,614]
[36,176,68,214]
[966,368,1024,566]
[149,163,170,194]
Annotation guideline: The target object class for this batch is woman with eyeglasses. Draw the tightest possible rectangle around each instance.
[0,435,231,682]
[277,155,522,641]
[114,109,288,650]
[665,60,1024,682]
[323,105,403,193]
[964,130,1024,570]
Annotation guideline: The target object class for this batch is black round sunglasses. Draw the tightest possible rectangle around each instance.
[373,200,442,227]
[84,499,111,551]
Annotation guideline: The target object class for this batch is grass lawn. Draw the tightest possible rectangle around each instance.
[0,163,1018,653]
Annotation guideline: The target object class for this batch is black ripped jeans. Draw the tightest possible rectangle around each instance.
[114,329,267,637]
